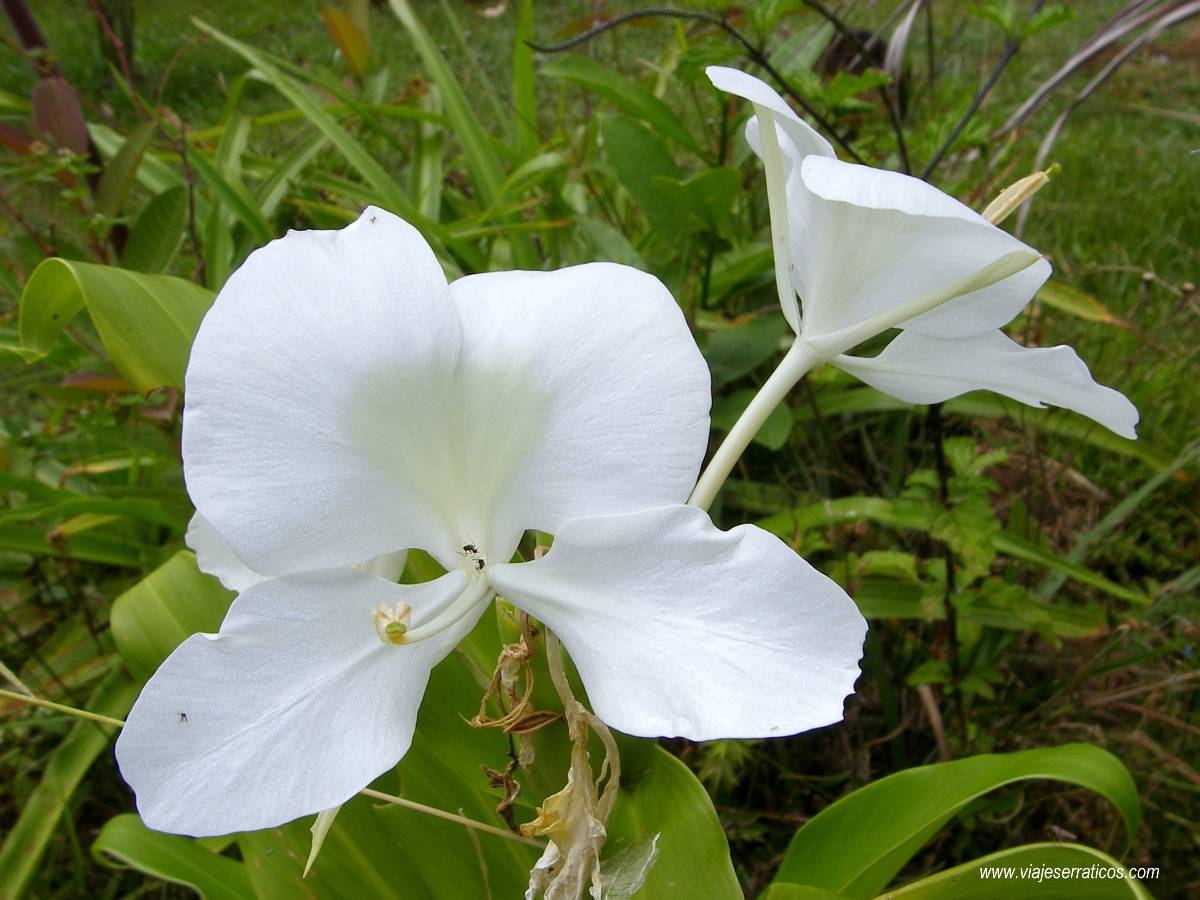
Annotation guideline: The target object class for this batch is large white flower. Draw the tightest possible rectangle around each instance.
[706,67,1138,440]
[115,208,867,837]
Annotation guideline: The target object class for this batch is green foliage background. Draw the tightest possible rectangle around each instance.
[0,1,1196,897]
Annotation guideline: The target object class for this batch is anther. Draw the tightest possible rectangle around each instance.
[373,601,413,645]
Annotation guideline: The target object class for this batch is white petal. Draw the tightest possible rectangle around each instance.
[489,506,866,741]
[446,265,711,556]
[115,569,484,836]
[185,512,268,592]
[836,330,1139,438]
[794,156,1050,340]
[182,207,463,575]
[706,66,836,161]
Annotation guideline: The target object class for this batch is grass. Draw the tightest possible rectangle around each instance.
[2,1,1198,897]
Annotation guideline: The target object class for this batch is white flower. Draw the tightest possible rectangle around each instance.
[115,208,867,837]
[706,67,1138,439]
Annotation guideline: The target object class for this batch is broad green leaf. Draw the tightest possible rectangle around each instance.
[764,886,849,900]
[703,313,791,386]
[713,387,793,450]
[878,842,1151,899]
[109,550,235,682]
[608,738,742,899]
[0,522,146,567]
[579,218,646,269]
[708,242,774,301]
[599,113,682,238]
[773,744,1140,898]
[652,166,741,235]
[0,669,138,898]
[17,258,213,393]
[93,814,254,900]
[94,120,157,217]
[122,186,188,273]
[543,55,702,154]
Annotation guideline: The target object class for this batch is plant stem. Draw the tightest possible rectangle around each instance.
[0,688,126,728]
[360,788,545,847]
[689,338,819,511]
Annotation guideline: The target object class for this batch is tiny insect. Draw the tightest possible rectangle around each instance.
[462,543,478,554]
[368,214,377,223]
[474,558,486,572]
[177,712,188,723]
[1045,825,1077,843]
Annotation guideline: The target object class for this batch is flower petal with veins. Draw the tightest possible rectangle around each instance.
[490,505,866,741]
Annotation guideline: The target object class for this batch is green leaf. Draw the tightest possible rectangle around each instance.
[608,738,742,898]
[713,388,793,450]
[757,495,1148,606]
[543,55,702,154]
[773,744,1140,898]
[385,0,539,268]
[652,166,741,235]
[792,387,1173,472]
[878,842,1151,899]
[109,550,235,682]
[599,114,683,238]
[0,669,138,898]
[93,814,254,900]
[121,186,188,273]
[512,0,538,154]
[192,19,433,244]
[764,886,850,900]
[254,132,326,220]
[1036,281,1131,328]
[17,258,213,393]
[703,314,791,386]
[94,120,157,218]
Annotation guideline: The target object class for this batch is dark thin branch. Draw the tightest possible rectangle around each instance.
[801,0,911,173]
[527,7,867,164]
[928,403,968,747]
[920,0,1047,180]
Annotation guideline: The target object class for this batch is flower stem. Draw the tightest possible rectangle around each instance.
[689,338,819,511]
[360,788,544,847]
[0,687,126,728]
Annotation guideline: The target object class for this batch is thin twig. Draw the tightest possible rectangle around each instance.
[801,0,911,172]
[360,788,545,847]
[0,687,126,728]
[928,404,967,746]
[921,0,1048,179]
[527,8,866,164]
